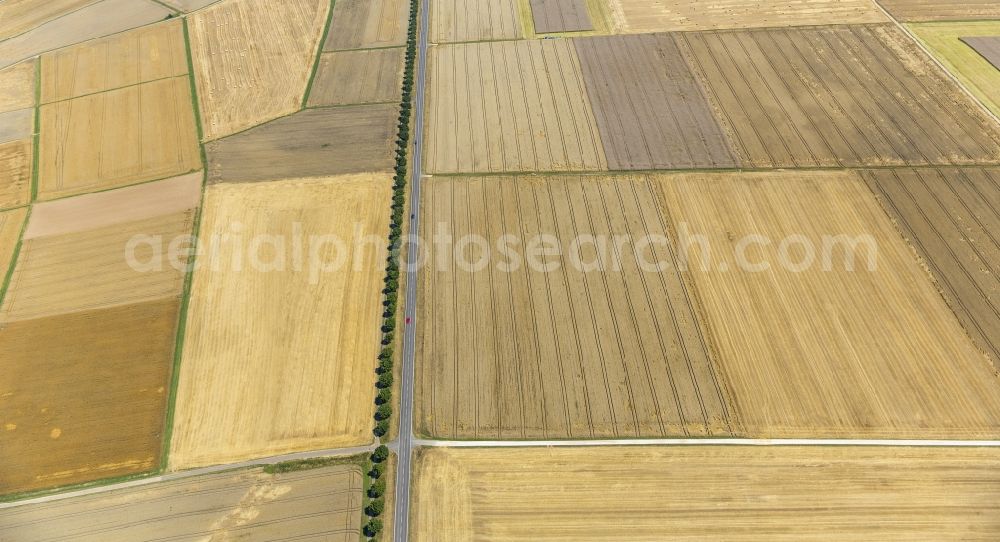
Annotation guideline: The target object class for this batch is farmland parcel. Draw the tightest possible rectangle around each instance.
[412,446,1000,540]
[169,176,391,469]
[607,0,885,33]
[910,21,1000,118]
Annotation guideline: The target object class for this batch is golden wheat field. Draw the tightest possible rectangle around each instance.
[0,206,27,273]
[0,139,32,209]
[189,0,330,140]
[37,76,201,200]
[40,19,188,104]
[412,446,1000,541]
[655,170,1000,438]
[0,59,35,113]
[168,175,391,469]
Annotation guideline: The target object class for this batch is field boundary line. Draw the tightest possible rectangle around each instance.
[30,56,40,202]
[414,438,1000,447]
[301,0,338,108]
[872,0,1000,129]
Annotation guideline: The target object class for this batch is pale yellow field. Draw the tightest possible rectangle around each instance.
[0,207,27,276]
[413,446,1000,541]
[0,0,98,41]
[37,76,201,200]
[655,170,1000,438]
[431,0,522,43]
[169,175,391,469]
[189,0,330,141]
[40,19,188,104]
[910,21,1000,119]
[0,139,31,209]
[607,0,886,33]
[0,59,35,113]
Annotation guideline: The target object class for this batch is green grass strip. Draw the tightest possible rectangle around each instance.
[301,0,338,109]
[31,57,41,202]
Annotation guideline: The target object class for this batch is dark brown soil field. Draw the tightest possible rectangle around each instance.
[325,0,408,50]
[0,298,179,496]
[207,105,397,183]
[417,175,735,439]
[575,34,738,170]
[962,36,1000,70]
[530,0,592,34]
[308,48,404,107]
[877,0,1000,22]
[680,24,1000,167]
[0,139,30,209]
[863,167,1000,365]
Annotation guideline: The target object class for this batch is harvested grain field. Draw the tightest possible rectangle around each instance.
[0,298,179,496]
[0,0,99,41]
[425,40,606,174]
[529,0,592,34]
[0,60,35,113]
[681,24,1000,167]
[1,209,196,322]
[160,0,220,11]
[0,139,31,209]
[863,167,1000,365]
[0,108,32,144]
[37,76,201,200]
[0,207,27,276]
[0,0,172,70]
[207,105,397,183]
[910,22,1000,118]
[878,0,1000,21]
[418,175,735,439]
[0,464,364,539]
[325,0,408,50]
[308,48,404,107]
[431,0,521,43]
[189,0,330,141]
[40,19,188,104]
[412,446,1000,541]
[657,170,1000,438]
[607,0,885,33]
[169,176,391,469]
[574,34,738,170]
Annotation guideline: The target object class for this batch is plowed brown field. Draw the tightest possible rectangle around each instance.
[0,298,179,496]
[417,175,735,439]
[37,76,201,200]
[40,19,187,103]
[681,24,1000,167]
[412,446,1000,541]
[863,167,1000,365]
[425,40,606,173]
[658,170,1000,438]
[189,0,330,140]
[169,176,390,469]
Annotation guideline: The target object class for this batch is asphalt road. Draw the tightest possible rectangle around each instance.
[393,0,431,536]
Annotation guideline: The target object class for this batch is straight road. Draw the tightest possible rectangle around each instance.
[394,0,431,535]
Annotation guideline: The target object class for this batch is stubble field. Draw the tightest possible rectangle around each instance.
[877,0,1000,21]
[0,464,364,540]
[169,176,391,469]
[659,170,1000,438]
[0,139,31,209]
[425,39,606,174]
[188,0,330,140]
[412,446,1000,540]
[863,167,1000,365]
[0,0,99,41]
[308,48,404,107]
[0,207,27,276]
[0,60,36,113]
[910,21,1000,118]
[325,0,409,50]
[417,175,735,439]
[431,0,522,43]
[529,0,592,34]
[607,0,886,33]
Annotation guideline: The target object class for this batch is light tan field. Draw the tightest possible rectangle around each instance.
[161,0,221,11]
[425,40,606,173]
[40,19,187,104]
[0,207,27,275]
[0,0,172,70]
[189,0,330,141]
[169,175,391,469]
[607,0,886,33]
[0,139,31,209]
[0,464,363,540]
[308,48,404,107]
[37,76,201,200]
[431,0,522,43]
[0,0,98,41]
[910,21,1000,119]
[0,60,35,113]
[418,175,735,439]
[1,210,195,322]
[0,108,32,144]
[325,0,408,51]
[412,446,1000,541]
[878,0,1000,21]
[656,170,1000,438]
